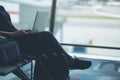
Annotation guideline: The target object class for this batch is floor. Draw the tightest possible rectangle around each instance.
[0,59,120,80]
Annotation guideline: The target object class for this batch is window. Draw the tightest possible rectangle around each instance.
[54,0,120,57]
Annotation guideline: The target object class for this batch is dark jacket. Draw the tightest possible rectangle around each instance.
[0,5,16,32]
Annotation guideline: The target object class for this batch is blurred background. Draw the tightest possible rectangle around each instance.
[0,0,120,80]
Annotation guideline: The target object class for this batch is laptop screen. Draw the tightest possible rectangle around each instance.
[32,10,50,33]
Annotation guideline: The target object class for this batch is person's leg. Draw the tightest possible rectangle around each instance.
[32,32,92,70]
[11,31,91,69]
[11,32,70,58]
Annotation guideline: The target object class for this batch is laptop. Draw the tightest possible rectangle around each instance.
[32,10,50,33]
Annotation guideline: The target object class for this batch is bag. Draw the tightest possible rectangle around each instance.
[0,38,21,65]
[34,53,70,80]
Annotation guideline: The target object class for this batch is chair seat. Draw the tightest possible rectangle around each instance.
[0,58,31,76]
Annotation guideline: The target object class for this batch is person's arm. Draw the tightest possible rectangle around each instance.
[0,31,12,36]
[0,30,31,37]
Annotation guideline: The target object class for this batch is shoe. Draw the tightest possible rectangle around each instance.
[69,56,92,70]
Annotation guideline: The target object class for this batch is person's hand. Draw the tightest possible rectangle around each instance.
[24,29,32,33]
[11,30,30,36]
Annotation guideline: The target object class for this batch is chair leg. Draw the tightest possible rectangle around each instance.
[12,68,30,80]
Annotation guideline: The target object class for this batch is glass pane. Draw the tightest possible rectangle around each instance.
[54,0,120,57]
[55,0,120,48]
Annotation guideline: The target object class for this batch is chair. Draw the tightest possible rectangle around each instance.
[0,36,33,80]
[0,57,32,80]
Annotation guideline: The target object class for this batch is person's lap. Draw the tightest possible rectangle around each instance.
[11,31,53,57]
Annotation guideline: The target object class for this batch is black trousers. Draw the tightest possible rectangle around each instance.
[10,31,71,60]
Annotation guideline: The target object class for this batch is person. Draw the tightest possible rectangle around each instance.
[0,5,91,70]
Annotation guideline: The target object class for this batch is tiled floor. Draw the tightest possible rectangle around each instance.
[0,60,120,80]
